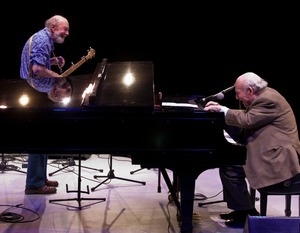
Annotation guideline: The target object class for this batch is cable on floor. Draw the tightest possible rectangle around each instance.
[0,204,40,223]
[194,190,223,201]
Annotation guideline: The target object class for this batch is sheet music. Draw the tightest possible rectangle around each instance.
[162,102,199,108]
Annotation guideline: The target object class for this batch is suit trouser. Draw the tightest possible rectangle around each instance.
[219,165,253,210]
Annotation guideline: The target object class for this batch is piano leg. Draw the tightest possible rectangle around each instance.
[177,172,197,233]
[160,168,200,233]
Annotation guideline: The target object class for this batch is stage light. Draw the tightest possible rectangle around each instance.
[19,94,29,107]
[122,72,135,87]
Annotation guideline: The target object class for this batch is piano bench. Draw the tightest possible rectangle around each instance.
[250,186,300,217]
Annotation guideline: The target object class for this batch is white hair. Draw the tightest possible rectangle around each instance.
[45,15,68,29]
[238,72,268,93]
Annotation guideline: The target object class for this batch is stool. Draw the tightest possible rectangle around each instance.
[250,187,300,216]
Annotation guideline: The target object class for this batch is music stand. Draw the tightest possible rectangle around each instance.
[48,154,103,176]
[49,154,106,210]
[91,154,146,192]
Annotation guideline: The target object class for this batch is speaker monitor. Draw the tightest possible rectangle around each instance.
[244,216,300,233]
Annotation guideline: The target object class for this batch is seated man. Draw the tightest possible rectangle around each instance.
[204,72,300,227]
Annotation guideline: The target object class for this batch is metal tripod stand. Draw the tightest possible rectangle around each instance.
[130,167,162,193]
[0,153,26,174]
[48,154,103,176]
[49,153,106,210]
[130,167,148,175]
[91,154,146,191]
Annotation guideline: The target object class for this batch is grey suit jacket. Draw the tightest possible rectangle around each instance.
[225,87,300,189]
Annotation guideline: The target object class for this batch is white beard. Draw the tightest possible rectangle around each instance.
[53,32,65,44]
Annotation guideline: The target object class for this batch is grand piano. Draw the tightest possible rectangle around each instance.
[0,59,246,233]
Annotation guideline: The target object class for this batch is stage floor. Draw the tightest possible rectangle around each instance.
[0,154,298,233]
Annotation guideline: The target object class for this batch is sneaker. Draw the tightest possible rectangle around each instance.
[25,185,57,195]
[45,179,59,187]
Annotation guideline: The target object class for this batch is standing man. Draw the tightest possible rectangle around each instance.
[20,14,72,103]
[20,15,71,194]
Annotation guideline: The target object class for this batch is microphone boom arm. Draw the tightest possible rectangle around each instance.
[201,85,234,103]
[221,86,234,94]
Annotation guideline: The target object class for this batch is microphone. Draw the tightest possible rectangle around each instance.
[201,92,225,102]
[201,85,234,102]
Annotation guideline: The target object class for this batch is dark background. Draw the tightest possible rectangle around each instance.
[3,2,299,120]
